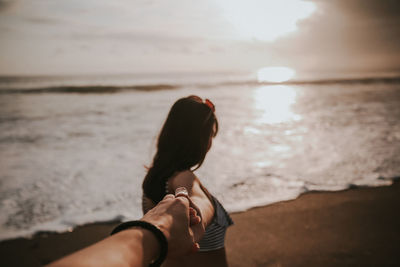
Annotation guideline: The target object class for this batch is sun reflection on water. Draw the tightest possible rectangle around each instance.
[253,85,301,124]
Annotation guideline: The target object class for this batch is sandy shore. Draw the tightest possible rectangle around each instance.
[1,181,399,267]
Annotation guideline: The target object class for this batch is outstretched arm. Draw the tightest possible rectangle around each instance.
[47,194,202,267]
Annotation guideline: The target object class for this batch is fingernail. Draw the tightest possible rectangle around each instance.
[193,243,200,252]
[189,207,196,215]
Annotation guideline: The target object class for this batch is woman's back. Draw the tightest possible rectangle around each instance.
[141,96,232,266]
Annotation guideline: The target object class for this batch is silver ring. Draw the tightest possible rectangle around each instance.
[175,187,189,198]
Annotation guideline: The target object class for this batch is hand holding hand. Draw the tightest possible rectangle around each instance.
[141,189,204,258]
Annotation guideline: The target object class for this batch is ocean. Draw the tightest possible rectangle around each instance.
[0,73,399,241]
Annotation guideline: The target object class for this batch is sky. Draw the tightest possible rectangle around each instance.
[0,0,399,79]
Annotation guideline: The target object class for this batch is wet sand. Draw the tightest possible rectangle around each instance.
[1,181,399,267]
[226,180,400,267]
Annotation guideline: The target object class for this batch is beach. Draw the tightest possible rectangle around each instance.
[1,80,400,241]
[1,76,399,266]
[1,180,399,267]
[2,0,400,265]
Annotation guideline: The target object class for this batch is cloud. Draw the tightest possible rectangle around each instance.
[333,0,400,19]
[0,0,15,11]
[1,0,399,76]
[252,0,400,75]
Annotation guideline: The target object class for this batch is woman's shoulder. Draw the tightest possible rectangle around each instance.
[174,170,197,180]
[168,170,198,191]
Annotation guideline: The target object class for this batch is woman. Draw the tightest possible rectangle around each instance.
[142,95,233,267]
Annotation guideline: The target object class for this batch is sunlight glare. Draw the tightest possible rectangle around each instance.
[254,85,301,124]
[257,67,295,83]
[218,0,316,41]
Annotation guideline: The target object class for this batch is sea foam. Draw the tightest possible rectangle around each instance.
[0,78,399,241]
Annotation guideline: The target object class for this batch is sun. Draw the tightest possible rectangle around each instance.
[218,0,316,41]
[257,67,295,83]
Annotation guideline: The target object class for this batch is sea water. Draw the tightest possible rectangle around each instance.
[0,75,399,240]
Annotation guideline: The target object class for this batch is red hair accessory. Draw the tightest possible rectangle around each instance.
[204,99,215,112]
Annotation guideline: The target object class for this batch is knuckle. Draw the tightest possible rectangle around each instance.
[164,194,174,200]
[174,197,188,207]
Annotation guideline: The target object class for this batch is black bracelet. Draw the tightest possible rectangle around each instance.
[110,220,168,267]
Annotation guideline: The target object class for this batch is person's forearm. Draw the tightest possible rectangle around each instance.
[48,227,160,267]
[48,193,200,266]
[114,227,160,267]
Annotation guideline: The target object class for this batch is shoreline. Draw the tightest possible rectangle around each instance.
[2,178,397,243]
[1,181,399,266]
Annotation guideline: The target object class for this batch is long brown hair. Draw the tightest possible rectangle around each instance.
[142,95,218,203]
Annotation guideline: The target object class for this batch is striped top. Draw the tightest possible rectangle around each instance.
[142,181,233,252]
[197,194,234,251]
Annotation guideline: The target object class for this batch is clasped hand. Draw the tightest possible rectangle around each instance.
[142,192,205,258]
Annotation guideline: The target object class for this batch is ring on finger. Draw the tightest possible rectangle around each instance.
[175,187,189,198]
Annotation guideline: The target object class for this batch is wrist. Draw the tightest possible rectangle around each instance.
[132,227,160,265]
[111,220,168,266]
